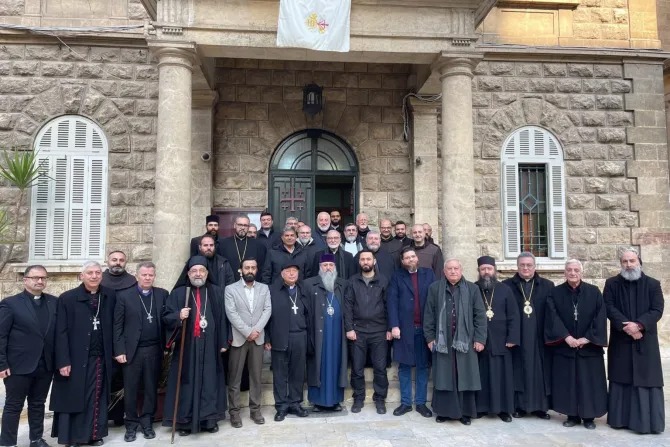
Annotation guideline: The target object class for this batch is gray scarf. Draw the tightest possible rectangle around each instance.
[436,279,471,354]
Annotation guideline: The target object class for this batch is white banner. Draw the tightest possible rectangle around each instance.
[277,0,351,52]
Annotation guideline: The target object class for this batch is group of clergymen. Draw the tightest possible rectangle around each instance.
[0,211,665,447]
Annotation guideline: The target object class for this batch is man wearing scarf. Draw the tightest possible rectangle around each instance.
[604,248,664,434]
[474,256,520,423]
[162,256,228,436]
[424,258,486,425]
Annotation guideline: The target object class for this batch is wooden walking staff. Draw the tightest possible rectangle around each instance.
[171,287,191,444]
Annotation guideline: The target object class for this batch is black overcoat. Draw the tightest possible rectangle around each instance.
[265,281,311,352]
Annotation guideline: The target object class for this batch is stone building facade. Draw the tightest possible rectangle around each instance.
[0,0,669,341]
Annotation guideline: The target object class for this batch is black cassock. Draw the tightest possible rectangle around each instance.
[545,281,607,419]
[502,273,553,414]
[173,254,235,290]
[475,281,520,415]
[604,273,665,434]
[162,284,228,433]
[50,284,116,445]
[219,236,267,282]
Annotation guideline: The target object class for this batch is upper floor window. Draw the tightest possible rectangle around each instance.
[501,126,566,260]
[30,115,108,261]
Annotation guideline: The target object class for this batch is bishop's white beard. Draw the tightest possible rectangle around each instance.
[620,266,642,281]
[345,236,357,243]
[190,277,206,287]
[319,269,338,292]
[299,237,311,245]
[318,224,330,232]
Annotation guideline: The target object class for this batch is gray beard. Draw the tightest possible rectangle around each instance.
[299,237,311,245]
[109,266,125,275]
[190,277,206,287]
[480,275,497,291]
[620,266,642,281]
[345,237,357,243]
[319,269,337,292]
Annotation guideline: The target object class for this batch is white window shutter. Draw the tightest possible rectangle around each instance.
[67,157,86,259]
[30,157,52,259]
[87,157,106,258]
[50,157,70,259]
[502,161,521,258]
[548,163,567,259]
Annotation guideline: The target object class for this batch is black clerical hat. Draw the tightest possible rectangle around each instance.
[206,214,220,224]
[188,256,208,270]
[477,255,496,267]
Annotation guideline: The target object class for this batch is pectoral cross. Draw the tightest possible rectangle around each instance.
[573,309,578,321]
[92,317,100,330]
[292,304,298,314]
[147,314,153,323]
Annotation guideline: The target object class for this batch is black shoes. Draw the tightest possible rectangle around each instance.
[203,423,219,433]
[30,440,51,447]
[274,411,287,422]
[332,403,343,412]
[351,401,363,413]
[123,430,136,442]
[512,410,525,418]
[563,417,581,427]
[416,404,433,418]
[230,413,243,428]
[498,412,512,423]
[393,404,413,416]
[436,416,449,423]
[460,416,471,425]
[583,419,596,430]
[88,441,104,446]
[533,411,550,420]
[288,405,309,417]
[142,427,156,439]
[178,429,191,436]
[251,412,265,425]
[375,401,386,415]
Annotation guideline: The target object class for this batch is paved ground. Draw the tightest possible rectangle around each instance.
[6,353,670,447]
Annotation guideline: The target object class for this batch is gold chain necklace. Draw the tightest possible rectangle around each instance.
[520,279,534,318]
[482,288,495,321]
[234,236,248,264]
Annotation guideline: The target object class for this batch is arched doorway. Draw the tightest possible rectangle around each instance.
[269,129,358,227]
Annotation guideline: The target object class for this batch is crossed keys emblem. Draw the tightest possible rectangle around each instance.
[280,180,305,212]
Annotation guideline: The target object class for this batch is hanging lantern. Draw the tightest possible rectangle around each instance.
[302,83,323,116]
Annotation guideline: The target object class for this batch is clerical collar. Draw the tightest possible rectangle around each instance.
[235,235,246,241]
[26,290,42,300]
[408,269,418,274]
[85,287,99,294]
[138,285,152,295]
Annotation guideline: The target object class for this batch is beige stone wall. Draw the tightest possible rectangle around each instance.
[480,0,661,49]
[0,42,158,298]
[657,0,670,50]
[212,59,413,227]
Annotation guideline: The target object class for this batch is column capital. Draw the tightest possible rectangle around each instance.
[408,97,439,116]
[431,52,484,80]
[148,42,198,71]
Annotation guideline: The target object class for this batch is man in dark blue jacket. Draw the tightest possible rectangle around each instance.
[0,265,57,447]
[387,247,435,418]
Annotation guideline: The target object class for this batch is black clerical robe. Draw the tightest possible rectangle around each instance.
[545,281,607,419]
[101,270,137,291]
[219,236,266,282]
[502,273,554,413]
[604,273,665,434]
[50,284,116,444]
[162,284,228,433]
[475,280,520,415]
[174,254,235,290]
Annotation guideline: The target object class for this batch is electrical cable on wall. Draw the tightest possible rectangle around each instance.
[401,92,441,142]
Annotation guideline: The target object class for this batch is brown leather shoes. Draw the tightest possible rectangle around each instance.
[251,412,265,425]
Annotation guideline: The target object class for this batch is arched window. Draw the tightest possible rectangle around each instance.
[30,115,108,261]
[501,126,566,260]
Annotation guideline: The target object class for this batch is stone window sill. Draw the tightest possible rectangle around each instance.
[496,259,567,274]
[497,0,579,8]
[11,262,95,275]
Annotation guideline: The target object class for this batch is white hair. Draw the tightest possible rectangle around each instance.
[82,260,102,273]
[564,259,583,271]
[619,247,640,262]
[443,258,462,269]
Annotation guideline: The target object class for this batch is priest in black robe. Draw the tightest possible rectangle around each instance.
[101,250,137,291]
[502,252,554,420]
[545,259,607,430]
[604,248,664,434]
[219,214,266,282]
[174,234,235,289]
[50,261,116,446]
[312,230,356,280]
[189,214,223,257]
[162,256,228,436]
[474,256,520,422]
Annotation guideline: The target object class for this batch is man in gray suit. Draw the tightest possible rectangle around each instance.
[224,258,272,428]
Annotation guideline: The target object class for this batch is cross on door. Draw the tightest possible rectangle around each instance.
[280,180,305,212]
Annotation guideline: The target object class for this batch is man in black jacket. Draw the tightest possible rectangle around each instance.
[312,230,356,280]
[257,211,281,251]
[175,235,235,289]
[189,215,222,257]
[113,262,168,442]
[265,262,310,422]
[0,265,57,447]
[262,227,309,284]
[344,250,391,415]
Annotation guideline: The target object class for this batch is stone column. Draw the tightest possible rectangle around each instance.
[151,45,196,289]
[191,89,218,238]
[433,53,482,280]
[409,98,440,243]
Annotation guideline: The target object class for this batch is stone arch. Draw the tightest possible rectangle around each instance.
[479,97,577,159]
[3,82,132,152]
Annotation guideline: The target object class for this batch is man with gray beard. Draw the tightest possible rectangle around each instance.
[312,230,356,280]
[604,248,665,434]
[303,254,349,412]
[474,256,520,423]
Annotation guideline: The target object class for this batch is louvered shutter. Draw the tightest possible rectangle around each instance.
[502,161,520,258]
[29,115,108,261]
[548,163,567,258]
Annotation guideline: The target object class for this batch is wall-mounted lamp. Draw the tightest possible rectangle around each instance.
[303,83,323,116]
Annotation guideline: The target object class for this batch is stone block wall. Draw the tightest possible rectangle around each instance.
[212,59,413,227]
[658,0,670,50]
[0,42,158,297]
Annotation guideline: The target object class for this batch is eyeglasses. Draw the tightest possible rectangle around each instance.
[236,223,249,227]
[25,276,48,282]
[326,237,340,241]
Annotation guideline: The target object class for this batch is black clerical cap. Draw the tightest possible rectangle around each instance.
[206,214,220,224]
[281,261,300,271]
[477,255,496,267]
[188,256,208,270]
